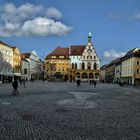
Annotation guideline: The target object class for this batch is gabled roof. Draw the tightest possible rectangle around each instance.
[106,57,121,67]
[124,48,137,56]
[47,47,69,58]
[70,45,85,55]
[122,48,140,60]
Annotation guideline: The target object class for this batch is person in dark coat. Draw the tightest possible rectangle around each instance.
[12,79,19,95]
[76,79,81,87]
[94,80,97,88]
[90,80,92,85]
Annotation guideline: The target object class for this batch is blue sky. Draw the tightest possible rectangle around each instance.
[0,0,140,65]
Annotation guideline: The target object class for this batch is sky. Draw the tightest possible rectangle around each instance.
[0,0,140,65]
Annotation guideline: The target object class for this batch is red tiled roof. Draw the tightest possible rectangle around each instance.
[70,45,85,55]
[47,47,69,57]
[21,53,31,59]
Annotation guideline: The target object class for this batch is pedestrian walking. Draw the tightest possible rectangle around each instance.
[90,80,92,85]
[23,79,26,88]
[12,78,19,95]
[94,80,97,88]
[19,78,22,85]
[76,78,81,87]
[92,79,94,85]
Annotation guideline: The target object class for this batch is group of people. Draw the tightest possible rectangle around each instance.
[12,78,26,95]
[89,79,97,87]
[76,79,97,87]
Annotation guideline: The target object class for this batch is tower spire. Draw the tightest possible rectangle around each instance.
[88,32,92,42]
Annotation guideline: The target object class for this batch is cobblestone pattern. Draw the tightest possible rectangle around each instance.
[0,81,140,140]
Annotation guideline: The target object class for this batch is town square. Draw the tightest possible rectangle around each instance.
[0,0,140,139]
[0,81,140,139]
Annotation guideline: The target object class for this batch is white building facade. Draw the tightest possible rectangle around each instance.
[21,51,43,80]
[0,41,13,83]
[69,32,100,81]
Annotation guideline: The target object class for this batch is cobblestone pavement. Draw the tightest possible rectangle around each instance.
[0,81,140,140]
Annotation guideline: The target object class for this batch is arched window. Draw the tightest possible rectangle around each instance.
[87,62,91,70]
[76,72,80,78]
[82,73,88,79]
[24,68,27,74]
[94,63,97,70]
[82,62,85,70]
[95,73,99,79]
[72,63,74,69]
[75,63,77,70]
[89,73,94,79]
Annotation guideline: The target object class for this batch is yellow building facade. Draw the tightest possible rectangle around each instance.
[45,47,71,81]
[121,48,140,85]
[12,47,21,78]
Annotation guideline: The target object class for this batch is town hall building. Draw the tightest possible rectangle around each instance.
[45,32,100,81]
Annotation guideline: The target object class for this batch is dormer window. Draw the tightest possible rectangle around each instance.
[59,56,64,58]
[51,56,56,58]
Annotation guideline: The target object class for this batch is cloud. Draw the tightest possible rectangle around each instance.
[0,3,72,37]
[22,17,72,36]
[133,12,140,19]
[46,7,62,19]
[104,49,126,60]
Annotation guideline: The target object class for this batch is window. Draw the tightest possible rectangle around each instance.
[59,56,64,58]
[51,56,56,58]
[75,63,77,70]
[87,62,91,70]
[72,63,74,69]
[82,62,85,70]
[137,69,139,74]
[137,61,139,65]
[82,73,88,79]
[94,63,97,70]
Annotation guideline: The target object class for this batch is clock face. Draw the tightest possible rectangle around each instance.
[87,49,92,53]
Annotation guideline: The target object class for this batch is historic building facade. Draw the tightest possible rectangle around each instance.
[45,33,100,81]
[21,58,30,80]
[21,51,44,80]
[121,48,140,85]
[45,47,71,81]
[12,47,21,79]
[70,33,100,81]
[0,41,13,83]
[103,48,140,85]
[100,65,106,81]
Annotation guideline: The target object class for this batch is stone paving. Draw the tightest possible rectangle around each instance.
[0,81,140,140]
